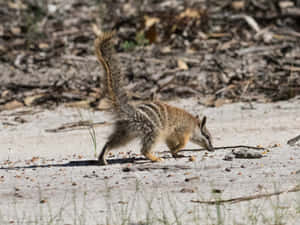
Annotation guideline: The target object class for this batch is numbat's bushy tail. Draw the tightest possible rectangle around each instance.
[94,31,214,166]
[94,31,134,118]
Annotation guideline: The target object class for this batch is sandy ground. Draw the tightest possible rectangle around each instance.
[0,98,300,225]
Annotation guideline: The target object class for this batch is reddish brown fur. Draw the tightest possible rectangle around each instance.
[94,32,213,165]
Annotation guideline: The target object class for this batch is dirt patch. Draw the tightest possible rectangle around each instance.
[1,0,300,110]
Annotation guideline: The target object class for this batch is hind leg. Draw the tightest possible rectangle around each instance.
[98,123,135,165]
[141,133,163,162]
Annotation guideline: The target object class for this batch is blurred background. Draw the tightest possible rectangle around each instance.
[0,0,300,111]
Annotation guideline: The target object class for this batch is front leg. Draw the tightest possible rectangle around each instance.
[166,132,190,158]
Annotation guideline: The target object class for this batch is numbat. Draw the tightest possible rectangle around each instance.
[94,31,214,165]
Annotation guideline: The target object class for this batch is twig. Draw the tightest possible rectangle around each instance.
[45,120,109,133]
[63,55,97,62]
[231,14,260,32]
[287,134,300,146]
[236,45,287,55]
[191,185,300,205]
[179,145,268,153]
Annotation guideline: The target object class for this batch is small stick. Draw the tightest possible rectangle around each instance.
[179,145,268,153]
[45,120,109,133]
[287,134,300,146]
[191,185,300,205]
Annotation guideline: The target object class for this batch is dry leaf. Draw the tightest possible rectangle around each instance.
[24,94,44,106]
[65,100,92,109]
[92,23,102,36]
[161,46,171,53]
[178,8,201,19]
[200,96,216,107]
[30,157,39,163]
[8,1,27,10]
[144,16,160,29]
[177,59,188,70]
[11,27,21,35]
[208,33,231,38]
[279,1,294,9]
[38,43,49,50]
[232,1,245,10]
[96,97,111,110]
[219,40,238,50]
[1,100,23,111]
[0,44,6,53]
[214,98,229,107]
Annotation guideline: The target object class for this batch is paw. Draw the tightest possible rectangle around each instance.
[144,153,163,163]
[152,157,164,162]
[150,157,164,162]
[98,158,108,166]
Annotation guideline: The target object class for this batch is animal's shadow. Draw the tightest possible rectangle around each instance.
[0,157,148,170]
[0,153,191,171]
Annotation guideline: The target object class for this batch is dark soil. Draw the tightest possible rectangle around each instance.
[1,0,300,110]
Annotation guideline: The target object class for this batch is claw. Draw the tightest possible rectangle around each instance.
[144,153,163,162]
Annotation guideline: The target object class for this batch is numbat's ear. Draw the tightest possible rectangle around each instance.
[201,116,207,129]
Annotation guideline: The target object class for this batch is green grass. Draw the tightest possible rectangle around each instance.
[0,184,299,225]
[121,32,150,51]
[88,124,97,158]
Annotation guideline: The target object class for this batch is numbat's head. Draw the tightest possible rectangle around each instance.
[191,116,214,151]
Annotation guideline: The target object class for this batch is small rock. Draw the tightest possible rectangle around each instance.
[185,176,200,182]
[118,200,127,204]
[189,156,196,161]
[232,149,263,159]
[225,167,231,172]
[122,167,131,172]
[211,188,223,193]
[40,199,47,204]
[14,193,23,198]
[180,188,195,193]
[223,153,234,161]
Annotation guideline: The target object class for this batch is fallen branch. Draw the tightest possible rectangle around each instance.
[191,185,300,205]
[179,145,268,153]
[45,120,109,133]
[123,164,192,172]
